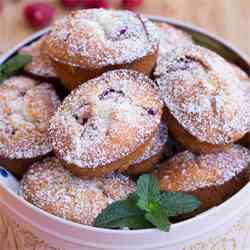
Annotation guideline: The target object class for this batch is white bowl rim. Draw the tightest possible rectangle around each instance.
[0,16,249,237]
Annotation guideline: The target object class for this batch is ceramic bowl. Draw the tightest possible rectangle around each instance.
[0,17,249,250]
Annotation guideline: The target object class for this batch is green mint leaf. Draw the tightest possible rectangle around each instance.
[136,174,160,211]
[94,193,152,229]
[127,192,139,203]
[137,199,161,215]
[145,206,170,232]
[94,175,200,232]
[0,53,32,83]
[160,192,200,217]
[136,175,171,231]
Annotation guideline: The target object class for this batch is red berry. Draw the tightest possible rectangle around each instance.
[61,0,80,9]
[95,0,109,8]
[80,0,109,9]
[122,0,143,10]
[24,2,54,29]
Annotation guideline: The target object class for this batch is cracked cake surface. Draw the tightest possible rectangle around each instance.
[0,76,60,159]
[154,45,250,146]
[45,9,160,67]
[21,157,136,225]
[49,70,163,175]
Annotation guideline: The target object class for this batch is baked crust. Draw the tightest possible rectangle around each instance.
[126,121,168,175]
[44,9,160,90]
[154,45,250,153]
[20,36,58,80]
[155,22,193,61]
[230,63,250,147]
[49,70,163,177]
[154,145,250,216]
[21,157,136,225]
[0,76,60,177]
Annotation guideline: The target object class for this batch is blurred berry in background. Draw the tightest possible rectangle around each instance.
[80,0,110,9]
[61,0,80,9]
[20,0,143,29]
[23,2,54,28]
[122,0,143,10]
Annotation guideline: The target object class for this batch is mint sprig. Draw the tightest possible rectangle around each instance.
[0,53,32,83]
[136,175,170,231]
[145,205,171,231]
[136,174,160,210]
[94,194,152,229]
[160,192,201,217]
[94,174,200,232]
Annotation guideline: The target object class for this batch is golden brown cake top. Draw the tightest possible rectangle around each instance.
[132,120,168,165]
[21,157,136,225]
[49,70,163,169]
[45,9,160,67]
[155,145,250,192]
[154,45,250,145]
[20,37,58,78]
[0,76,60,159]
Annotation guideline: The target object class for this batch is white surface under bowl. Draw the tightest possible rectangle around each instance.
[0,17,250,250]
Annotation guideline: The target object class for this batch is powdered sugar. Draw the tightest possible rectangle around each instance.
[0,76,60,159]
[20,36,58,79]
[20,157,136,225]
[156,22,193,59]
[231,63,250,82]
[49,70,163,169]
[154,45,250,145]
[132,121,168,165]
[45,9,160,67]
[156,144,250,191]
